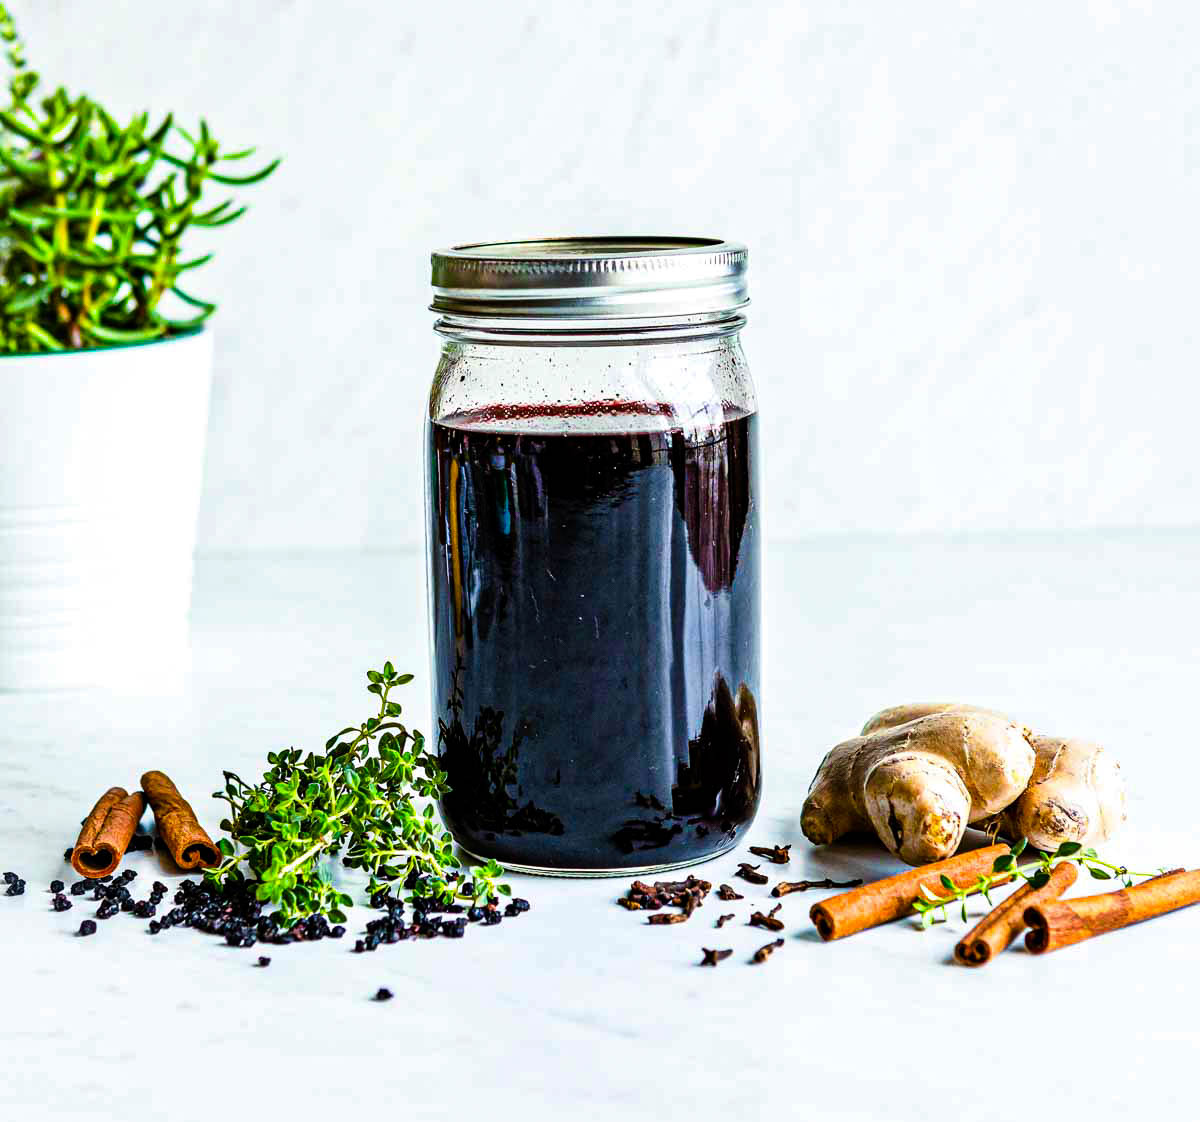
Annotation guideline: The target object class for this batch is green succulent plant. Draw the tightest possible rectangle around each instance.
[0,4,277,353]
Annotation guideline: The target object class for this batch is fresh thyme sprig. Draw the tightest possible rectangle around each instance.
[0,3,278,352]
[912,838,1160,927]
[205,663,508,925]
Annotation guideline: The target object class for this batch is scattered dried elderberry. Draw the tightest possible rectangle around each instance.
[69,881,88,896]
[373,987,393,1002]
[50,879,64,893]
[256,956,271,968]
[78,920,97,937]
[63,848,73,862]
[330,925,345,939]
[52,894,72,912]
[2,871,18,883]
[4,879,25,896]
[96,900,118,920]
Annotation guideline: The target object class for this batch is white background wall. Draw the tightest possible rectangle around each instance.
[24,1,1199,550]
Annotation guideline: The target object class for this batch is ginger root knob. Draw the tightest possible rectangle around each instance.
[801,708,1035,866]
[986,735,1126,852]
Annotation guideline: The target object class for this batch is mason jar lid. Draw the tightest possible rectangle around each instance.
[430,236,748,319]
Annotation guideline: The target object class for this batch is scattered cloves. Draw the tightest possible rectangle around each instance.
[715,913,735,928]
[619,875,712,922]
[647,913,688,925]
[749,844,791,865]
[700,947,733,966]
[749,910,784,932]
[735,863,768,885]
[716,884,744,901]
[771,877,864,898]
[752,938,784,964]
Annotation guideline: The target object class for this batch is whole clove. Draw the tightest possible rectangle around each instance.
[715,914,735,928]
[749,845,791,865]
[735,863,768,886]
[771,877,864,898]
[752,938,784,964]
[716,884,744,901]
[700,947,733,966]
[647,913,688,925]
[749,910,784,932]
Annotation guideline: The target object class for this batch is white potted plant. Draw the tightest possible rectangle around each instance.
[0,6,277,688]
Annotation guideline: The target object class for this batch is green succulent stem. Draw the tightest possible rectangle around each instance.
[0,3,277,352]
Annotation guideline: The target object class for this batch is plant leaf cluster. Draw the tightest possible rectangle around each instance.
[913,837,1159,927]
[206,663,509,925]
[0,4,277,352]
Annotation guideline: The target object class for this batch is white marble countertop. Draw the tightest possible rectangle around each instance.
[3,536,1197,1121]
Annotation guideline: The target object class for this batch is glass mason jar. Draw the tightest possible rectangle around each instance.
[425,238,760,875]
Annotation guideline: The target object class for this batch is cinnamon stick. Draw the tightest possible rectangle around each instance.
[140,770,219,869]
[1024,868,1200,954]
[71,787,146,878]
[809,844,1010,941]
[954,861,1077,966]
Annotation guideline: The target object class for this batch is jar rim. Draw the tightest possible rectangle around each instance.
[430,236,748,320]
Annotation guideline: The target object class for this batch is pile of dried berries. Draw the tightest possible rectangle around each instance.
[3,871,25,896]
[349,885,529,952]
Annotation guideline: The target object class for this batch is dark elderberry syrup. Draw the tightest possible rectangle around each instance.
[427,401,761,872]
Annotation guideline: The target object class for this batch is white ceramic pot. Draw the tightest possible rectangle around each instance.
[0,330,214,689]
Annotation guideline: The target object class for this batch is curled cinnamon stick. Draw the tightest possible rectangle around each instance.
[1024,868,1200,954]
[809,844,1009,941]
[71,787,146,878]
[954,861,1077,966]
[140,770,219,869]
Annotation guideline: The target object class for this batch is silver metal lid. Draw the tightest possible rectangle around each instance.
[430,236,748,319]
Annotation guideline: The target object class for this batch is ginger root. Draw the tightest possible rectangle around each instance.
[985,734,1125,852]
[801,708,1035,865]
[803,702,1127,865]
